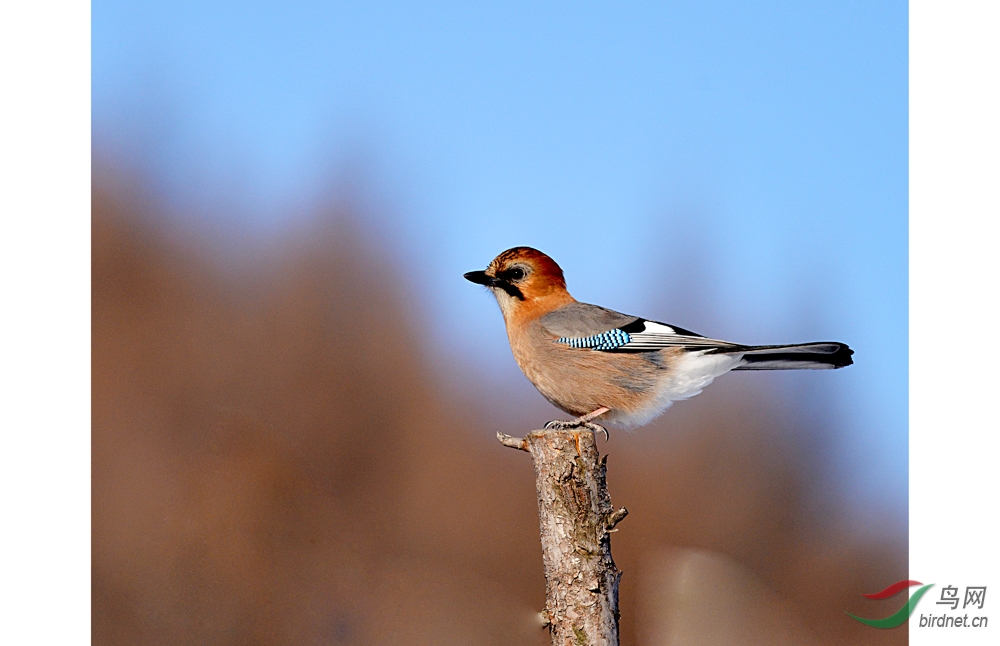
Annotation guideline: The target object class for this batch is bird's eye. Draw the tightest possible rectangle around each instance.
[507,267,525,281]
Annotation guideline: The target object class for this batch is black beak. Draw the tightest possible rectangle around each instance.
[464,270,495,286]
[464,270,525,300]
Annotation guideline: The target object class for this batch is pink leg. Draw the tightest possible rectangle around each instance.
[574,407,610,424]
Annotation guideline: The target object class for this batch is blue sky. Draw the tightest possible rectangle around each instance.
[93,1,908,518]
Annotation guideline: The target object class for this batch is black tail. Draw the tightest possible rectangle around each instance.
[730,342,854,370]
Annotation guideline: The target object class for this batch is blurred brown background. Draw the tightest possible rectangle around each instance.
[93,171,906,646]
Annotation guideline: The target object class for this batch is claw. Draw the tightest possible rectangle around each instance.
[588,423,610,442]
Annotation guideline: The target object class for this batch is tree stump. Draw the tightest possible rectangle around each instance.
[499,428,628,646]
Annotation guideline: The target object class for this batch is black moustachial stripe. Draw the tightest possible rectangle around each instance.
[492,268,526,299]
[496,281,524,300]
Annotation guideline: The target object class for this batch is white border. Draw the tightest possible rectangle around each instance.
[3,2,997,643]
[0,2,92,642]
[911,2,998,643]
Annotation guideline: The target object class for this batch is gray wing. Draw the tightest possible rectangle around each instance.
[539,302,736,352]
[538,302,639,337]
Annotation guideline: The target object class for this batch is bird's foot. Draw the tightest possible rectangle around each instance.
[543,418,574,431]
[543,419,610,441]
[544,407,611,440]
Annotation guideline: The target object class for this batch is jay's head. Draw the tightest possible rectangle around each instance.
[464,247,573,319]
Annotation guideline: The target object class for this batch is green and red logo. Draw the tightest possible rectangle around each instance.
[847,580,933,628]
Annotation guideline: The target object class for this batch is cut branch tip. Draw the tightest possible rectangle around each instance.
[606,507,629,530]
[496,431,528,451]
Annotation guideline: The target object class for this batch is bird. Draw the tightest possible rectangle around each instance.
[464,246,853,436]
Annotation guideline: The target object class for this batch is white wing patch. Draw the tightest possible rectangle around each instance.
[614,320,736,351]
[638,321,678,334]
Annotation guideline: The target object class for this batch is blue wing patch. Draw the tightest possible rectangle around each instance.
[557,328,632,351]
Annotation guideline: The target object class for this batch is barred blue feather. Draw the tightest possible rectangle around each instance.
[557,328,631,351]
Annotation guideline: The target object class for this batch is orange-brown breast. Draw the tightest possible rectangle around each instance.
[506,316,678,420]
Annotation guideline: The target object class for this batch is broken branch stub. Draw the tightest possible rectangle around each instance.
[499,428,627,646]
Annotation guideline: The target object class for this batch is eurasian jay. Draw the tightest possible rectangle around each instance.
[465,247,853,435]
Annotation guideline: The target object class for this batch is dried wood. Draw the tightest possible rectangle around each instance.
[499,428,627,646]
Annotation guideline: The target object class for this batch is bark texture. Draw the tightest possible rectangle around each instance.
[499,429,627,646]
